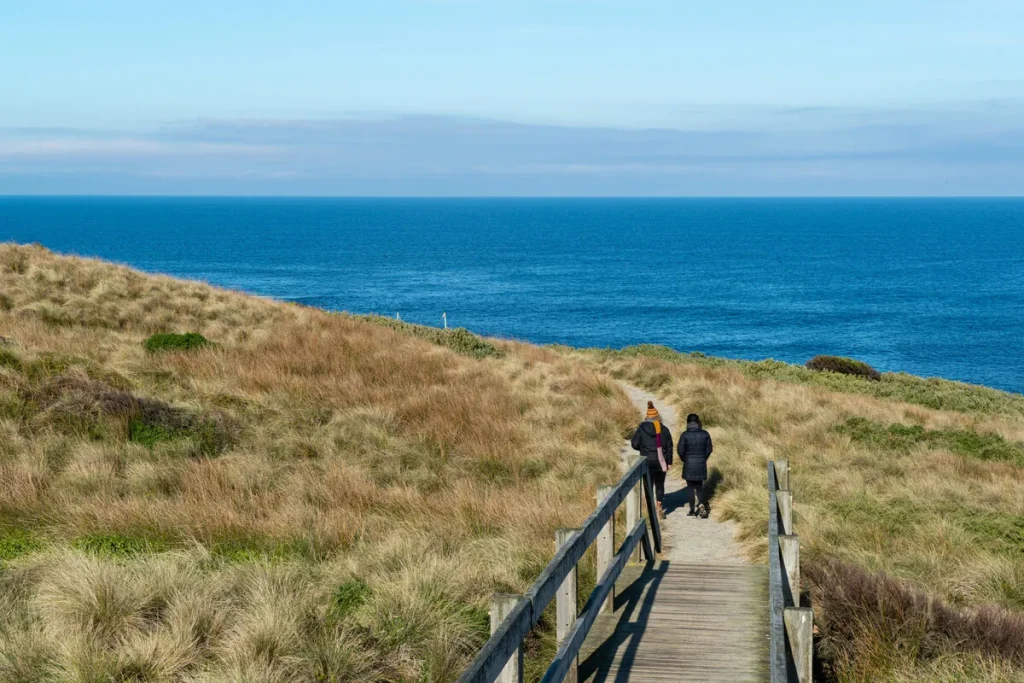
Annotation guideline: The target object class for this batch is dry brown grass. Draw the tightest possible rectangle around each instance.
[578,349,1024,682]
[0,244,636,682]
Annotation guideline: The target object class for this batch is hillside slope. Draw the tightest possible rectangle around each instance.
[3,244,1023,683]
[0,244,635,682]
[576,346,1024,683]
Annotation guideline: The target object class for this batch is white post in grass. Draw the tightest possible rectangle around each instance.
[595,486,615,614]
[442,311,447,329]
[396,312,401,321]
[490,593,523,683]
[555,529,578,683]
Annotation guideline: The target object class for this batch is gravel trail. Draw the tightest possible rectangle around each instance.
[618,382,748,565]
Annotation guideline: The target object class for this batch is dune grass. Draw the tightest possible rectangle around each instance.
[0,244,635,682]
[4,243,1023,682]
[577,345,1024,682]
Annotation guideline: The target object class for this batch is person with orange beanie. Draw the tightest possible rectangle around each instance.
[630,401,673,518]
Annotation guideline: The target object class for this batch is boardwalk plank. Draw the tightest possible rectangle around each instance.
[579,560,769,683]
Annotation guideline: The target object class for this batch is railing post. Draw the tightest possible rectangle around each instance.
[555,529,578,683]
[784,607,814,683]
[775,459,790,491]
[777,490,793,536]
[622,455,641,563]
[779,534,800,607]
[595,486,615,614]
[490,594,523,683]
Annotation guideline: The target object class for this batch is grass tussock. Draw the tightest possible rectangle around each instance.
[144,332,211,354]
[577,345,1024,682]
[0,243,636,681]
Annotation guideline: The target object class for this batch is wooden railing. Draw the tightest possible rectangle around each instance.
[457,456,662,683]
[768,460,814,683]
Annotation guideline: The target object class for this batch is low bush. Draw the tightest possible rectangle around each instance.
[806,355,882,381]
[807,557,1024,674]
[143,332,210,353]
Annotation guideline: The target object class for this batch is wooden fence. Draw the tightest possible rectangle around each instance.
[456,455,662,683]
[769,460,814,683]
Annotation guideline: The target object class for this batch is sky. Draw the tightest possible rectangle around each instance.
[2,0,1024,196]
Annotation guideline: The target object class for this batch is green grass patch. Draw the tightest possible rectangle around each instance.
[0,529,44,561]
[208,537,317,563]
[837,417,1024,466]
[0,347,22,372]
[948,509,1024,558]
[127,419,178,447]
[329,579,372,620]
[363,317,503,359]
[71,533,170,557]
[143,332,210,353]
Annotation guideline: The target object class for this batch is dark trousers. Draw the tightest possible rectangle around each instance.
[650,469,666,503]
[686,480,705,511]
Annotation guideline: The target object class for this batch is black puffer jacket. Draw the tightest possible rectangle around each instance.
[677,421,713,480]
[631,419,673,471]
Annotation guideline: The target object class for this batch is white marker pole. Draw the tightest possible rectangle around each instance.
[442,312,447,329]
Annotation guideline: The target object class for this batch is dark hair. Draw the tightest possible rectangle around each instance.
[687,413,700,424]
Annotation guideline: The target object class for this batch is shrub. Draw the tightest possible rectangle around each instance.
[807,557,1024,670]
[806,355,882,381]
[143,332,210,354]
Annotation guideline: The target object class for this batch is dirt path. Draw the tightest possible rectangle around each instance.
[618,382,748,565]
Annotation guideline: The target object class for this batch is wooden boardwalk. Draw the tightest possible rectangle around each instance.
[579,560,769,683]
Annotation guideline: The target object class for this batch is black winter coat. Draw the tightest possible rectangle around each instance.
[631,420,673,471]
[677,422,713,481]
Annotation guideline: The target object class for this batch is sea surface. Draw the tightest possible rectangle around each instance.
[2,197,1023,394]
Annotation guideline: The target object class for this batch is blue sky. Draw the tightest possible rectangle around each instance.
[2,0,1024,195]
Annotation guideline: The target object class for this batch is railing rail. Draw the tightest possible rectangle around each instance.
[767,462,788,683]
[769,460,814,683]
[457,457,661,683]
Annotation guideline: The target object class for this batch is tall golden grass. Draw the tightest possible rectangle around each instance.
[0,244,635,682]
[580,348,1024,682]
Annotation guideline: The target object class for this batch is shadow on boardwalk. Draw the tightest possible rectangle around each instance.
[579,562,670,683]
[579,559,768,683]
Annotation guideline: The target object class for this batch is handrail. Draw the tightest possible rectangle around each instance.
[457,457,660,683]
[541,518,651,683]
[767,462,787,683]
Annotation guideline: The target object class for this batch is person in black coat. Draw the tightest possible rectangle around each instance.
[677,413,713,518]
[631,401,673,518]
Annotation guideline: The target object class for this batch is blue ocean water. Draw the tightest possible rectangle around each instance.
[1,197,1022,394]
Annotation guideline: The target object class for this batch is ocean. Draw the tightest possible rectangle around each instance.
[1,197,1022,394]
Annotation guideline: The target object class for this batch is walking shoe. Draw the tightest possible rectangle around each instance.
[698,504,708,519]
[687,508,698,517]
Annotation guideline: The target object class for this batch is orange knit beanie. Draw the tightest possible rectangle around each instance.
[646,401,659,419]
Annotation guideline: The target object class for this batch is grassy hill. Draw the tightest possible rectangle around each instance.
[1,243,1022,682]
[0,244,634,682]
